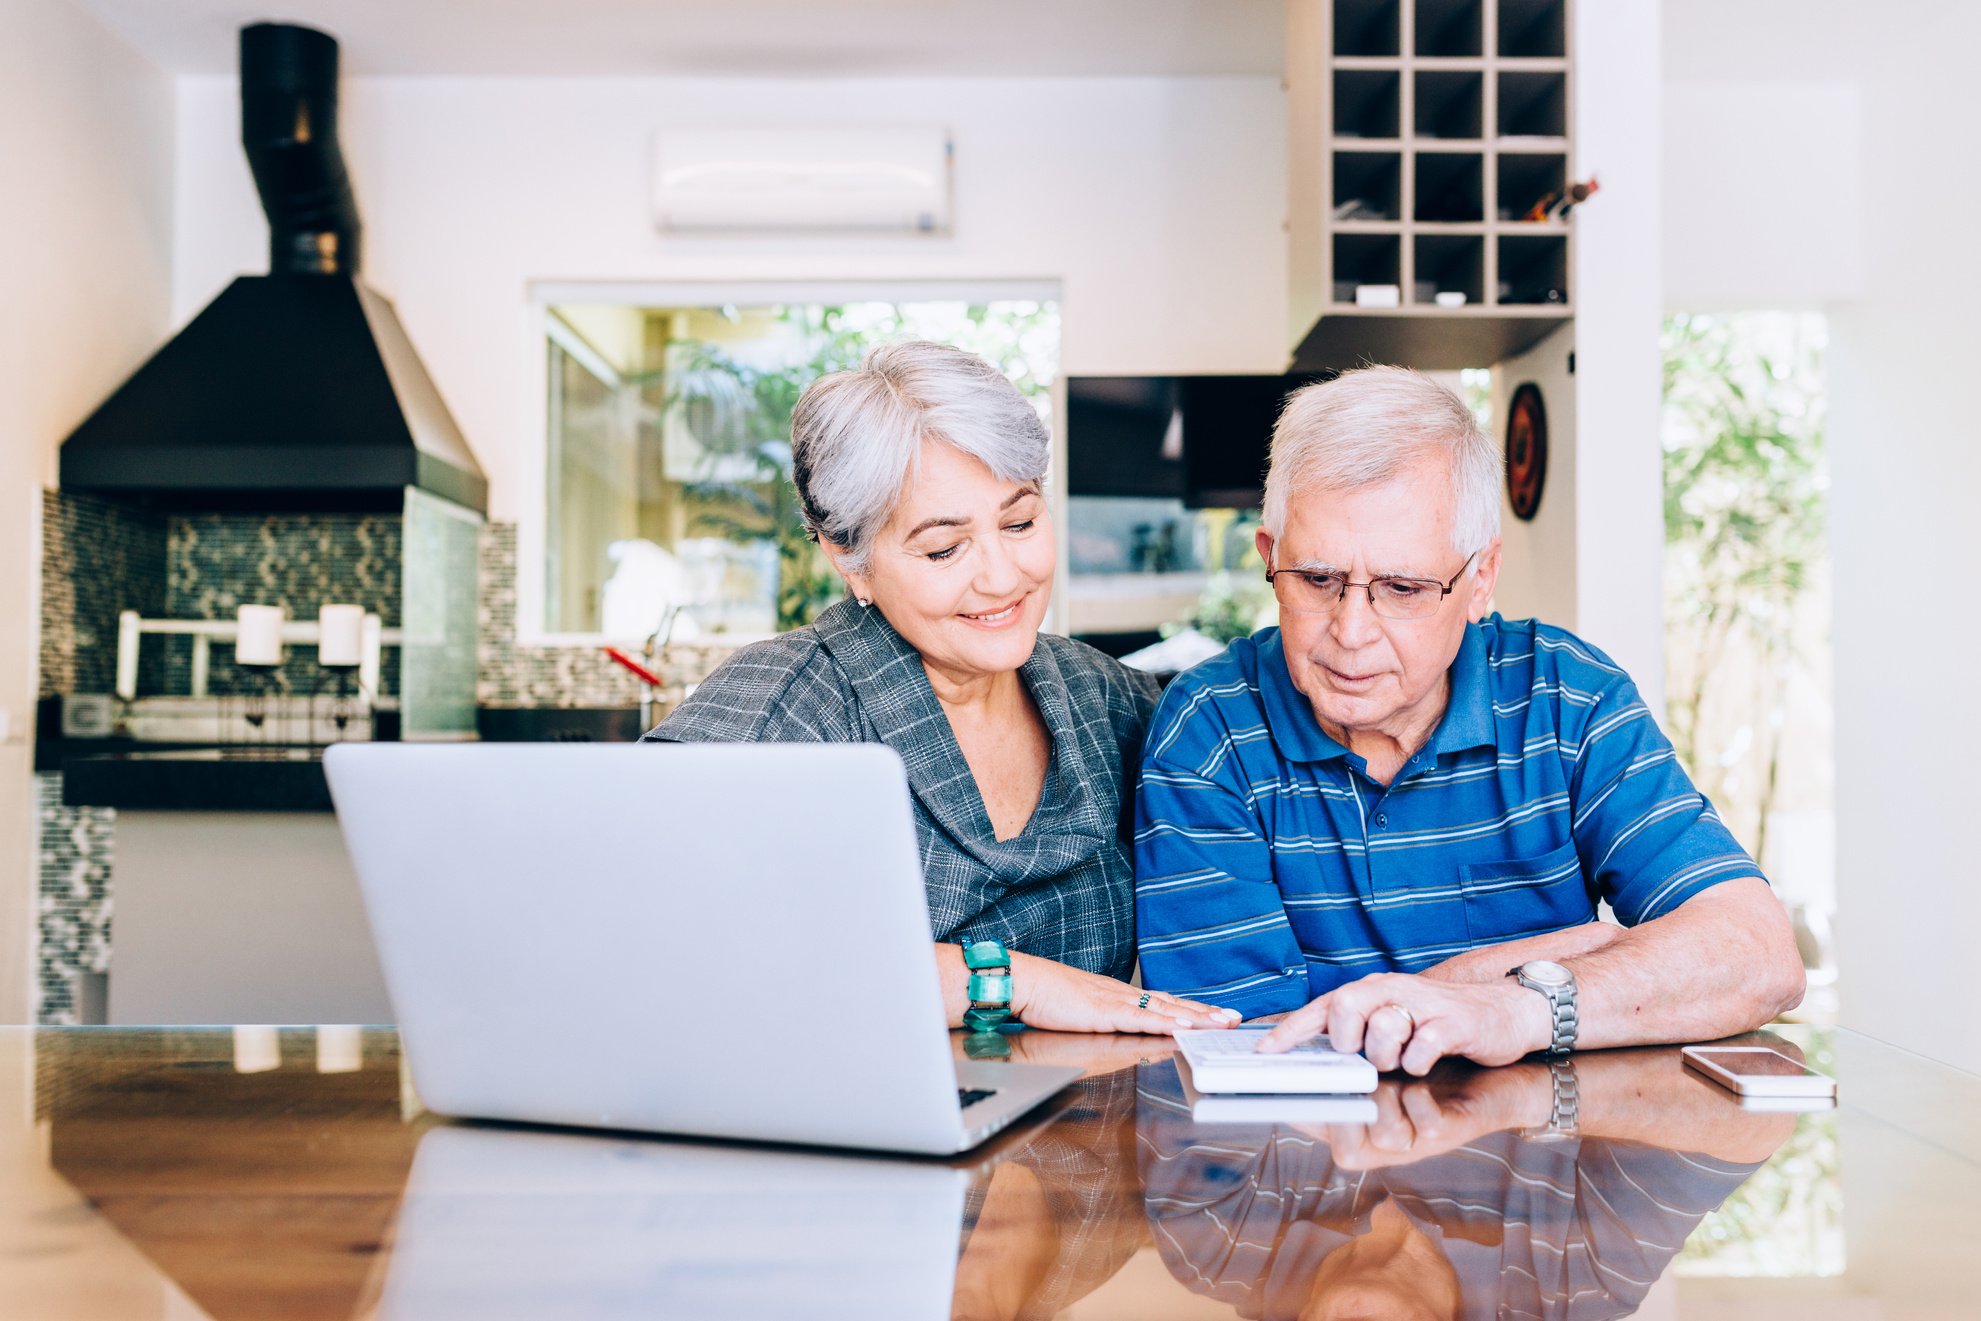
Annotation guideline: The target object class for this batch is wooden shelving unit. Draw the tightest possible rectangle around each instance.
[1288,0,1574,369]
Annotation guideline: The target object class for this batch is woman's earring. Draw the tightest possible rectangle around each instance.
[856,596,872,608]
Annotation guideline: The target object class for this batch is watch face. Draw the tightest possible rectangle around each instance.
[1524,960,1571,986]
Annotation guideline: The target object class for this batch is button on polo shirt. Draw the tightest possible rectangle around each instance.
[1134,615,1766,1017]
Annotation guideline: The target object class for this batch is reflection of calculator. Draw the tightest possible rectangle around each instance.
[1174,1028,1380,1094]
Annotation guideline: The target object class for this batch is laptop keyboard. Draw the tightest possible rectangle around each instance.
[958,1088,997,1108]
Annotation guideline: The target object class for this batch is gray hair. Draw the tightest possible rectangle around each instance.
[1261,365,1502,555]
[790,340,1050,571]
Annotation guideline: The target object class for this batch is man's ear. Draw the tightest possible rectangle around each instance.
[1255,527,1276,569]
[1467,539,1503,622]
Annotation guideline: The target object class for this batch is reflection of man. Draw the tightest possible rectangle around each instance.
[1136,1046,1796,1321]
[1136,367,1805,1070]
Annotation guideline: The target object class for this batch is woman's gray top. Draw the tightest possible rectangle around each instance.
[645,598,1162,979]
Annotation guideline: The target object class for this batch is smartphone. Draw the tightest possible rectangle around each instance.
[1682,1045,1836,1099]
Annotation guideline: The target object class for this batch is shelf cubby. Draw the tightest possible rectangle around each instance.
[1414,150,1484,222]
[1497,69,1567,139]
[1498,0,1566,58]
[1495,151,1567,221]
[1333,67,1402,139]
[1334,0,1401,57]
[1332,232,1402,304]
[1415,0,1483,58]
[1413,234,1485,306]
[1414,69,1484,140]
[1333,150,1403,221]
[1497,233,1569,304]
[1291,0,1574,366]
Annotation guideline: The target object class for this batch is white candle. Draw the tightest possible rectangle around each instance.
[318,603,365,667]
[235,604,286,666]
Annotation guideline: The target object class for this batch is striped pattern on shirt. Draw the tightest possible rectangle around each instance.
[1135,615,1764,1016]
[1135,1064,1760,1321]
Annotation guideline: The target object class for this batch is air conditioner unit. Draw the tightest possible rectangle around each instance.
[652,128,953,234]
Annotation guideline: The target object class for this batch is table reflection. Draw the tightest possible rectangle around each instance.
[1135,1040,1802,1320]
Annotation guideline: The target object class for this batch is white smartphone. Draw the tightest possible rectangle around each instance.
[1681,1045,1836,1099]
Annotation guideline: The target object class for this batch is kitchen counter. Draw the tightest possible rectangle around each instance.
[62,746,336,812]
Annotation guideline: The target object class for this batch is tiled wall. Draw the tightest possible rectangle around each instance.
[163,510,404,696]
[38,490,168,697]
[34,774,114,1026]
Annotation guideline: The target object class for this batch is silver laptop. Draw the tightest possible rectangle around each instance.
[323,742,1079,1155]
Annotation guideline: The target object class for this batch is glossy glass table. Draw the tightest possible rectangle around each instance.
[0,1023,1972,1319]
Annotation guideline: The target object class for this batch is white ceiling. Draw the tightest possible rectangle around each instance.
[78,0,1286,78]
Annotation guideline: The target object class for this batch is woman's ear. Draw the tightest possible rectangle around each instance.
[817,538,871,606]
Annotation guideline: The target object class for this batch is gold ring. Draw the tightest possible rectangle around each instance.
[1381,1003,1416,1035]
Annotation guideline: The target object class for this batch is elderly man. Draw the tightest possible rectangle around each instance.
[1135,366,1804,1073]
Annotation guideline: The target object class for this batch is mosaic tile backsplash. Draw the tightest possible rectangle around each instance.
[35,773,114,1026]
[163,510,404,697]
[39,490,168,698]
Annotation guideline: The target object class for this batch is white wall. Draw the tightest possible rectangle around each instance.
[0,0,176,1024]
[1490,321,1577,628]
[169,74,1291,527]
[1484,0,1666,711]
[1664,0,1981,1076]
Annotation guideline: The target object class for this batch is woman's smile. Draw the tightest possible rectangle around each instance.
[959,597,1027,628]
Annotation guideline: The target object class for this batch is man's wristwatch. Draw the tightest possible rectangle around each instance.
[1508,959,1579,1056]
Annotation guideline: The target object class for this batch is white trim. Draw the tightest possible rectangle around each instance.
[516,278,1066,647]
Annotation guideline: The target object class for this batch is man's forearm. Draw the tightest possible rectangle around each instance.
[1421,920,1623,985]
[1560,878,1805,1051]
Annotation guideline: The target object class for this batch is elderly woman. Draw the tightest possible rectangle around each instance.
[647,341,1237,1036]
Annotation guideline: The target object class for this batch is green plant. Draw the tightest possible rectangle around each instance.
[1661,313,1827,865]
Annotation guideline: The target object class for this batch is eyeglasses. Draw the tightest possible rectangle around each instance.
[1265,551,1478,621]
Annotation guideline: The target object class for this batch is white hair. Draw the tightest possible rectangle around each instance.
[1261,365,1502,555]
[790,340,1049,572]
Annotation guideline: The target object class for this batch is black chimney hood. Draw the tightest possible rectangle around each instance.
[60,23,486,514]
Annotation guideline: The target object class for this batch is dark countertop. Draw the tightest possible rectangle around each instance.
[62,747,335,812]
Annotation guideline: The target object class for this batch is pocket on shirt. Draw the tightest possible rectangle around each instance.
[1456,840,1594,943]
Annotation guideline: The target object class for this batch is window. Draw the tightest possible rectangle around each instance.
[539,294,1060,639]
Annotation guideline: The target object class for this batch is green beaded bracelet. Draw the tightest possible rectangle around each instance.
[961,939,1013,1031]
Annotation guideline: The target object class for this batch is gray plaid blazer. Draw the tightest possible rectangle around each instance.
[645,598,1161,979]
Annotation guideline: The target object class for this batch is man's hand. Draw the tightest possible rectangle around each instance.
[1306,1063,1555,1169]
[1258,972,1552,1074]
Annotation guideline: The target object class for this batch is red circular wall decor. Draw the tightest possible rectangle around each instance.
[1505,383,1548,521]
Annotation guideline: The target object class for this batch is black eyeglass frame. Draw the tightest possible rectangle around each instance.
[1264,550,1480,619]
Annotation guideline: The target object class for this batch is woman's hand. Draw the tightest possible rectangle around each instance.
[1008,951,1240,1035]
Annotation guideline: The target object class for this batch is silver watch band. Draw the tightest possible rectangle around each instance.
[1509,962,1579,1055]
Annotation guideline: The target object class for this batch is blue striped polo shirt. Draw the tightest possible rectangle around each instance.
[1134,615,1765,1016]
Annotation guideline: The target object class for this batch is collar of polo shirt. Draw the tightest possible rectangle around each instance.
[1256,622,1496,768]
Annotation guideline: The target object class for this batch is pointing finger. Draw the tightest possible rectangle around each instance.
[1258,994,1331,1053]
